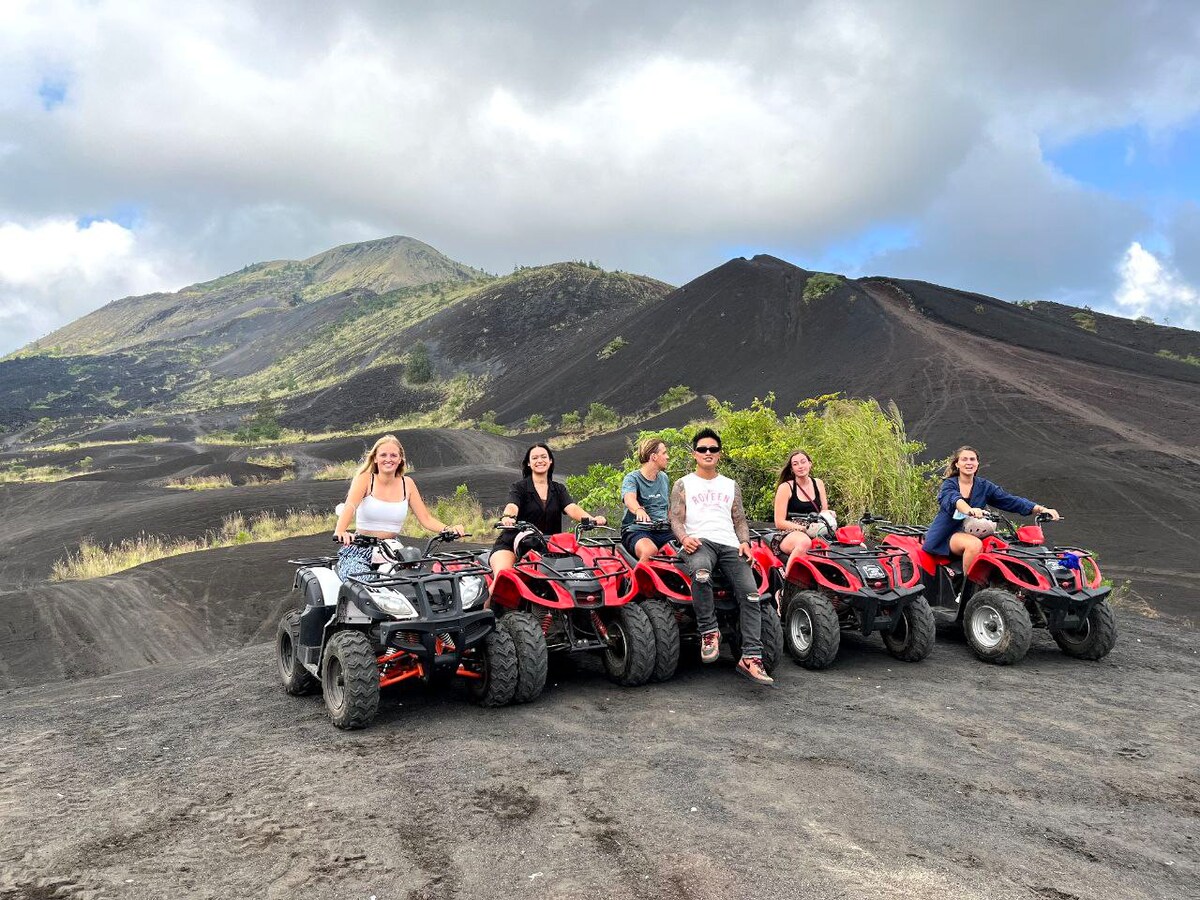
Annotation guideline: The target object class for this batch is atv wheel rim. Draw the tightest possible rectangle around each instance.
[969,604,1005,650]
[789,607,813,653]
[279,631,295,675]
[1059,618,1091,645]
[604,618,629,670]
[326,656,345,708]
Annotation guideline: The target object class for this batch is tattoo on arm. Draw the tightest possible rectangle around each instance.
[731,483,750,544]
[669,480,688,543]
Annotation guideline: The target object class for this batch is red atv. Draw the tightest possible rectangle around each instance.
[877,513,1117,665]
[754,514,935,669]
[484,520,657,702]
[629,523,784,681]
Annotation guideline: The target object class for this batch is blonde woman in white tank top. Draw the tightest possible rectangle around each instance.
[333,435,464,570]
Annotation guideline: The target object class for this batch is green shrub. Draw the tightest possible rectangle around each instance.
[566,394,938,523]
[525,413,549,432]
[406,342,433,384]
[597,337,628,360]
[1072,311,1097,333]
[584,402,618,431]
[656,385,694,412]
[802,273,843,303]
[560,411,582,432]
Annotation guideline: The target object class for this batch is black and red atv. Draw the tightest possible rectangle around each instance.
[277,532,517,729]
[754,514,935,669]
[484,520,658,702]
[629,523,784,681]
[877,512,1117,665]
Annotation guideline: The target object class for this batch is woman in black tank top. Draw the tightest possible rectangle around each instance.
[771,450,832,570]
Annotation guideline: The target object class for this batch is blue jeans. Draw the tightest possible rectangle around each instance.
[678,539,762,658]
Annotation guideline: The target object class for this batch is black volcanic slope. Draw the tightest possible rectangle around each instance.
[475,255,1200,614]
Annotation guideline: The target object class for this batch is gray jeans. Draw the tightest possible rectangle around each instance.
[678,538,762,658]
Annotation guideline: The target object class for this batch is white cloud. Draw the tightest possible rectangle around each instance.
[1113,242,1200,329]
[0,218,189,352]
[1,1,1200,350]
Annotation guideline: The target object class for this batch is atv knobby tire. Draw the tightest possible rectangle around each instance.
[781,585,840,669]
[639,598,680,682]
[760,603,784,674]
[882,596,936,662]
[469,628,519,707]
[277,609,318,696]
[963,588,1032,665]
[1051,598,1118,660]
[500,611,548,703]
[602,604,656,687]
[321,631,380,729]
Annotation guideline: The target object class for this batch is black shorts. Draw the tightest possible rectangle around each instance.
[622,528,674,555]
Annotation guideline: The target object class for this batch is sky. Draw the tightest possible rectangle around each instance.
[2,0,1200,355]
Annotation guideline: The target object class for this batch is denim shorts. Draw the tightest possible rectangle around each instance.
[622,529,674,555]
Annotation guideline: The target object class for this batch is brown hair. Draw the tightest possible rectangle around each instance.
[355,434,406,478]
[637,436,666,464]
[776,449,812,487]
[942,445,979,478]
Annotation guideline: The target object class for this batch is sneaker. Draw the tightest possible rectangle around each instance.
[700,630,720,663]
[735,657,775,686]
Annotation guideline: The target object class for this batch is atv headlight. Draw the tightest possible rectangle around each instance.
[368,587,419,620]
[460,575,486,610]
[860,563,888,582]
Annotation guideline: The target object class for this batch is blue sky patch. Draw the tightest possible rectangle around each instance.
[77,205,143,230]
[722,222,918,276]
[38,78,68,110]
[1046,120,1200,202]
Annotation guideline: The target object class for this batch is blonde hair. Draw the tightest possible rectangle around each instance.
[356,434,406,478]
[637,436,666,464]
[942,445,979,478]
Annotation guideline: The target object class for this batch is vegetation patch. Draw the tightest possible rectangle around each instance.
[1072,310,1097,333]
[597,337,628,360]
[1156,349,1200,366]
[314,460,360,481]
[656,384,694,412]
[50,508,333,581]
[401,484,494,541]
[164,472,296,490]
[36,436,166,453]
[200,373,487,446]
[0,459,94,483]
[567,393,938,523]
[802,273,843,303]
[246,452,294,468]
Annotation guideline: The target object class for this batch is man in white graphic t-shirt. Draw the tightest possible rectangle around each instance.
[668,428,773,686]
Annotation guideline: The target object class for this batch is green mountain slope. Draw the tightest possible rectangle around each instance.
[23,236,485,357]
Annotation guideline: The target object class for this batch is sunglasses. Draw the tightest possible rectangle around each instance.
[694,446,721,454]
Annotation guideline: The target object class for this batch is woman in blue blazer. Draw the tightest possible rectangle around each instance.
[923,446,1059,580]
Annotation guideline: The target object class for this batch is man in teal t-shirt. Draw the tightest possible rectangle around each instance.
[620,436,673,560]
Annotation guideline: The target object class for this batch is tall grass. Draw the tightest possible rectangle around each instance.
[164,472,296,491]
[401,484,494,540]
[0,462,94,483]
[51,509,332,581]
[313,460,360,481]
[246,452,294,468]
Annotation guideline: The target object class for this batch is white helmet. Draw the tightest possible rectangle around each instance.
[805,510,838,539]
[962,516,997,538]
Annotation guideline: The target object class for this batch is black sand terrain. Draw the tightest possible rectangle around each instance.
[2,247,1198,898]
[0,422,1197,899]
[479,256,1200,617]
